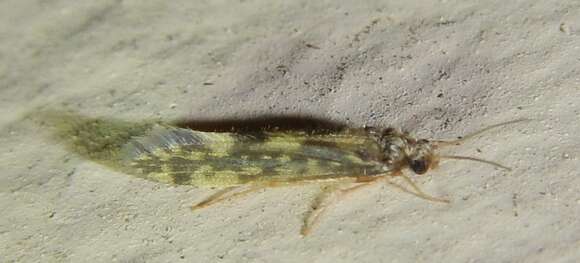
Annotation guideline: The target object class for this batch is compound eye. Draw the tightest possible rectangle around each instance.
[410,159,428,174]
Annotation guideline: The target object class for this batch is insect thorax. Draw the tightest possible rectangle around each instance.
[369,128,435,173]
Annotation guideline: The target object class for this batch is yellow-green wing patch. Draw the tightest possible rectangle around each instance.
[122,126,387,187]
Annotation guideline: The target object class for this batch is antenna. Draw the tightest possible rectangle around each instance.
[434,118,531,147]
[439,155,511,171]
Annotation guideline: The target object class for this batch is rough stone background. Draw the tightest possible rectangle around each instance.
[1,0,579,262]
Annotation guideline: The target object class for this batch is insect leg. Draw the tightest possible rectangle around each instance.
[301,184,339,236]
[191,187,237,210]
[191,186,263,211]
[387,174,450,203]
[301,179,381,236]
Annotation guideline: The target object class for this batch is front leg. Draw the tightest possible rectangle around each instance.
[387,173,450,203]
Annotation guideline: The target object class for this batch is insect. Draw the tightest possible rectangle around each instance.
[118,118,527,235]
[40,111,527,235]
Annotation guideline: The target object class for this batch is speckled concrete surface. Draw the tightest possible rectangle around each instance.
[1,1,579,262]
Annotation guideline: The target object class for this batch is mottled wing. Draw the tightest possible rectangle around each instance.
[122,125,386,186]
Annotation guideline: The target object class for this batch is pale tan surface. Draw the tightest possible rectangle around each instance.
[1,1,579,262]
